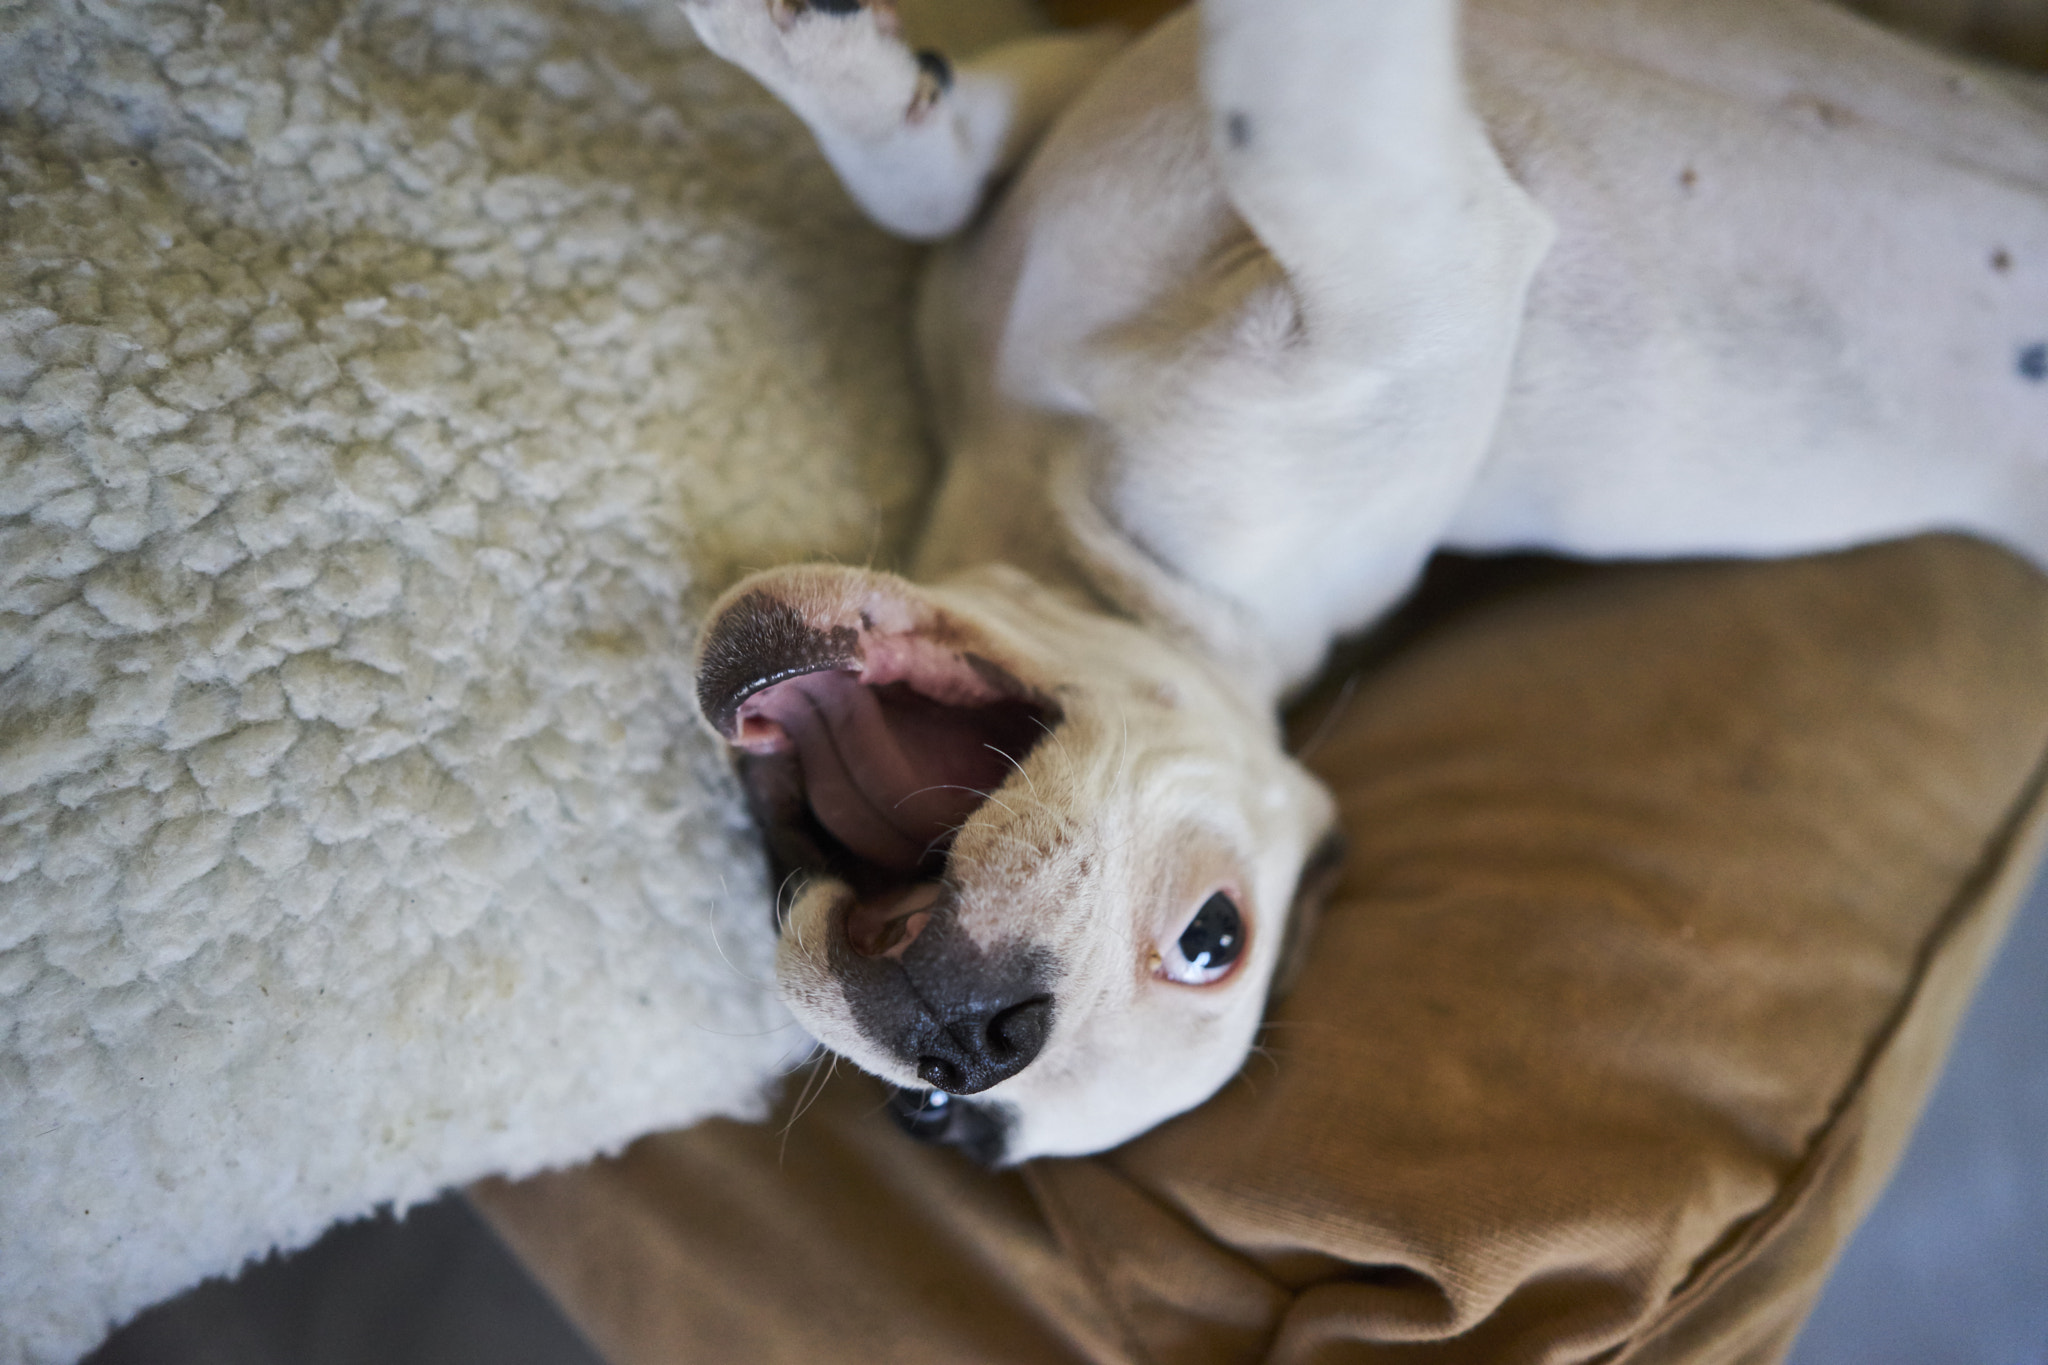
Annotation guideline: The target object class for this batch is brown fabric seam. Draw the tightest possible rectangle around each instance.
[1611,733,2048,1357]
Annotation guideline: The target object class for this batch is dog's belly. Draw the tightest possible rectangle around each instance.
[1451,0,2048,563]
[916,0,2048,582]
[911,9,1236,582]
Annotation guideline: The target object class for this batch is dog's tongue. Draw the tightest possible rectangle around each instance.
[739,670,1023,872]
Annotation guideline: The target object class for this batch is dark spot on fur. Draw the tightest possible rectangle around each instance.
[1785,94,1854,129]
[2020,342,2047,383]
[915,49,953,93]
[1992,248,2012,273]
[1679,166,1698,191]
[696,590,860,735]
[805,0,863,14]
[1226,110,1252,150]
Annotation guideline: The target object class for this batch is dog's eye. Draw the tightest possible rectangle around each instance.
[1161,891,1244,985]
[885,1086,1009,1165]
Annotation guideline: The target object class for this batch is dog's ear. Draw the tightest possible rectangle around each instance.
[1270,825,1345,1001]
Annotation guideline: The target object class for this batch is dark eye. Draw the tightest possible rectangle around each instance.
[1161,891,1244,985]
[886,1087,1010,1165]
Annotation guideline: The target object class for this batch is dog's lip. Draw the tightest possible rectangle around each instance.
[726,662,861,746]
[697,587,1063,742]
[696,589,862,739]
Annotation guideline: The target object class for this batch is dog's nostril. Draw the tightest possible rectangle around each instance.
[913,994,1052,1094]
[985,996,1051,1062]
[916,1055,966,1091]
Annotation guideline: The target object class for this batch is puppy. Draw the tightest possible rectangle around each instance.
[685,0,2048,1163]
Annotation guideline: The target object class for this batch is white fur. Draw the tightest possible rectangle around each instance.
[688,0,2048,1161]
[910,0,2048,698]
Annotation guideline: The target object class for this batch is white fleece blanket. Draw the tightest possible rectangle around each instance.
[0,0,943,1359]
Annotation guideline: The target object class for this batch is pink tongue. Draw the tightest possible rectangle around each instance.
[740,671,1020,872]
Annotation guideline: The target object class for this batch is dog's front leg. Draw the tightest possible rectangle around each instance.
[1082,0,1554,694]
[683,0,1124,240]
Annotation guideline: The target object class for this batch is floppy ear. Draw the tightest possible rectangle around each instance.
[1270,826,1346,1001]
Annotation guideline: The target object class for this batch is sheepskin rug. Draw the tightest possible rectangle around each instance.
[0,0,958,1358]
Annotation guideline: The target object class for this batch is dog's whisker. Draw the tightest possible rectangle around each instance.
[1028,712,1081,779]
[772,865,814,957]
[935,821,1058,868]
[926,833,979,868]
[776,1052,839,1167]
[1023,711,1084,790]
[774,865,805,915]
[986,742,1040,800]
[1293,669,1363,760]
[678,1019,806,1040]
[702,874,778,991]
[894,783,1021,822]
[777,1040,829,1078]
[794,1053,836,1121]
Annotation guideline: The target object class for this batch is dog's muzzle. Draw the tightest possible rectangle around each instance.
[696,585,1064,1095]
[832,882,1055,1095]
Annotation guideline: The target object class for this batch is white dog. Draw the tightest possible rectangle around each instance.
[685,0,2048,1163]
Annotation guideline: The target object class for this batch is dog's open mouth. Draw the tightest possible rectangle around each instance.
[711,646,1057,944]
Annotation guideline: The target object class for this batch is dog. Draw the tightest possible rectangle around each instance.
[683,0,2048,1164]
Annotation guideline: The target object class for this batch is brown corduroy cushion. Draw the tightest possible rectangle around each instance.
[473,535,2048,1365]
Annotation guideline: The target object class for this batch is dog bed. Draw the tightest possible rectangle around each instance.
[473,537,2048,1365]
[0,0,943,1359]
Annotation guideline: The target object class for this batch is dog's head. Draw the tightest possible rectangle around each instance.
[695,562,1338,1163]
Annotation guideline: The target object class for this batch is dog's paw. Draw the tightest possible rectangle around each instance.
[682,0,951,139]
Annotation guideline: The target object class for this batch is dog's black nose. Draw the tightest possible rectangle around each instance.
[832,883,1056,1094]
[914,994,1052,1094]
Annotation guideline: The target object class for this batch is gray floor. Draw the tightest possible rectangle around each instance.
[90,873,2048,1365]
[84,1198,603,1365]
[1787,866,2048,1365]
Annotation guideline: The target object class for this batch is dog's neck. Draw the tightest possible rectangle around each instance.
[909,434,1296,716]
